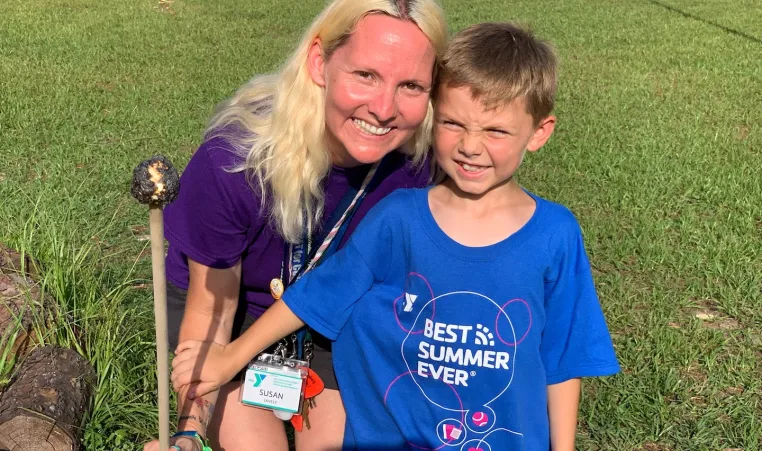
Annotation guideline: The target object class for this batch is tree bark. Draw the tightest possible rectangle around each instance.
[0,346,95,451]
[0,244,45,369]
[0,244,40,279]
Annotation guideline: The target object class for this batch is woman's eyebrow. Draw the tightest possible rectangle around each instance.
[344,62,379,75]
[348,61,430,83]
[403,76,431,84]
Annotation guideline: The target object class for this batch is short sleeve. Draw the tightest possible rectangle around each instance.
[282,192,401,340]
[540,222,620,384]
[164,138,258,269]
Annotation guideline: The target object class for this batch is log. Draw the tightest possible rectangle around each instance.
[0,346,95,451]
[0,245,45,368]
[0,244,40,279]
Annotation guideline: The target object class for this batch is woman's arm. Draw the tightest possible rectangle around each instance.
[174,259,242,438]
[171,298,305,398]
[547,378,581,451]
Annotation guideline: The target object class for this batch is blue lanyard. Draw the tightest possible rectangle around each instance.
[282,157,385,286]
[278,157,386,358]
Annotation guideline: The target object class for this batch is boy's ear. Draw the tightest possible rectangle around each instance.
[307,38,327,87]
[526,116,556,152]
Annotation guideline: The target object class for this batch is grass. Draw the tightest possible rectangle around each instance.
[1,193,161,449]
[1,0,760,449]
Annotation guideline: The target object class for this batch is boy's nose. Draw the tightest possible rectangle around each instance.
[459,132,482,156]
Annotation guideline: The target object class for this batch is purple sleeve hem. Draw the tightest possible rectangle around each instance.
[165,227,242,269]
[167,272,190,290]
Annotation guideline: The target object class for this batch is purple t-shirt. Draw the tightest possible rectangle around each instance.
[164,136,430,319]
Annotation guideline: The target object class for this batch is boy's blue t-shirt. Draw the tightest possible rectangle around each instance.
[283,187,620,451]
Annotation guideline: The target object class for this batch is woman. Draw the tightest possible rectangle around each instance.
[144,1,447,450]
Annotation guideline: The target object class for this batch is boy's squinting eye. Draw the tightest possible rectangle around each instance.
[486,128,509,137]
[440,120,463,130]
[355,71,373,80]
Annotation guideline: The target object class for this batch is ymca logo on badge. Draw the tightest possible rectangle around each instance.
[252,373,268,387]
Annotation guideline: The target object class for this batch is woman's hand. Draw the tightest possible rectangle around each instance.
[172,299,306,399]
[172,339,241,398]
[143,436,201,451]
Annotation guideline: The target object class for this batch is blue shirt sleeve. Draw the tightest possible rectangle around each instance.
[282,192,401,340]
[541,221,620,384]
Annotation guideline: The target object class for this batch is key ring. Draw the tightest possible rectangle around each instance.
[273,339,288,359]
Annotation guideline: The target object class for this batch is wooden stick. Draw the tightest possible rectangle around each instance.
[149,206,170,450]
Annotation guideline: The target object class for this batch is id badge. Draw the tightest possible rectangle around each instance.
[240,353,308,414]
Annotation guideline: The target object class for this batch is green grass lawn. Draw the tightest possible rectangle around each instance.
[1,0,760,449]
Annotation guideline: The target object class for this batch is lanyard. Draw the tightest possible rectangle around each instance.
[281,159,382,286]
[273,159,383,361]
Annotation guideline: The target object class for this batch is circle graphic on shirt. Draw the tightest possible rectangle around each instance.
[394,273,435,334]
[460,439,492,451]
[384,370,465,450]
[472,411,488,427]
[401,291,518,413]
[495,298,532,346]
[436,418,467,447]
[471,412,489,427]
[465,406,495,433]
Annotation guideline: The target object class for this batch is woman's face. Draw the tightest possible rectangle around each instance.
[308,14,436,167]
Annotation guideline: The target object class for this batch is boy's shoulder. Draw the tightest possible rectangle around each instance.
[356,187,425,231]
[530,191,582,231]
[374,186,424,210]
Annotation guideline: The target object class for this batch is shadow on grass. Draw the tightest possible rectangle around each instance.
[646,0,762,45]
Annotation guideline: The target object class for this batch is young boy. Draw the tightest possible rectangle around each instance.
[172,22,620,450]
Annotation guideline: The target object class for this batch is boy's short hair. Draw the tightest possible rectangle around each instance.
[437,22,558,124]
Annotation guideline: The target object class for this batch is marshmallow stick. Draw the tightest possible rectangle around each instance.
[131,156,180,450]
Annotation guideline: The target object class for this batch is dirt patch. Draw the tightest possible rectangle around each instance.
[636,441,673,451]
[155,0,176,14]
[689,394,707,407]
[681,363,708,385]
[687,299,741,331]
[718,386,745,398]
[25,167,47,182]
[95,81,115,92]
[736,125,750,141]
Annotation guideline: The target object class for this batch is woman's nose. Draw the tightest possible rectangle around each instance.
[367,86,397,124]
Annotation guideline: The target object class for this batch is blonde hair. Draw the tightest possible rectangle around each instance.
[437,22,557,124]
[206,0,447,243]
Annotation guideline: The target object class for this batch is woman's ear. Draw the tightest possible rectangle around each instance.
[307,38,327,87]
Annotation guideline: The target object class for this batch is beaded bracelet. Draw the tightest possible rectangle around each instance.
[171,430,213,451]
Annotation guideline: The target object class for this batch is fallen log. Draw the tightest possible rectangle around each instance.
[0,245,45,369]
[0,244,40,279]
[0,346,95,451]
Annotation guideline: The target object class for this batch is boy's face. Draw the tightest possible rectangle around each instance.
[433,85,555,198]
